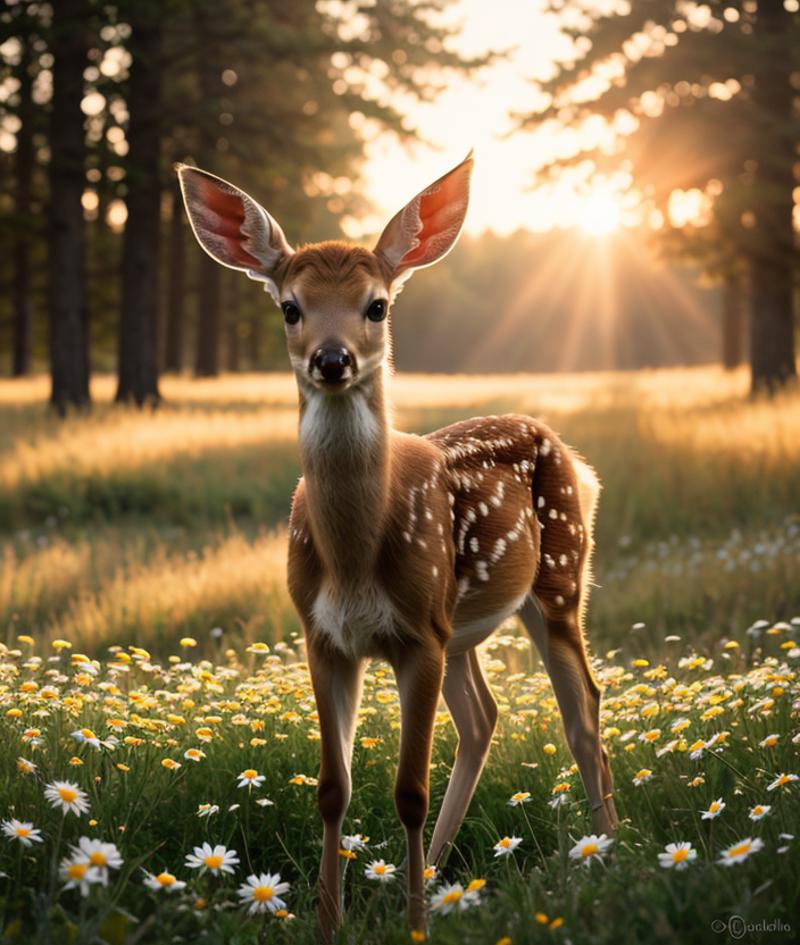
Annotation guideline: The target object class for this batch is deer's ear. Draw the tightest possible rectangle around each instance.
[177,164,293,299]
[374,152,473,289]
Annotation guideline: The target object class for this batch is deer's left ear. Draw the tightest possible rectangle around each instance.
[177,164,293,302]
[374,152,473,291]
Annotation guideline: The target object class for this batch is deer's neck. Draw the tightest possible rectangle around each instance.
[298,365,391,587]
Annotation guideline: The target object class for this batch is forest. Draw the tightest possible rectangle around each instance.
[0,0,797,401]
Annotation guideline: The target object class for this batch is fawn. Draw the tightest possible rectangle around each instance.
[178,154,618,938]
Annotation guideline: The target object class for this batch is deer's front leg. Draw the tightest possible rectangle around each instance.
[307,639,364,941]
[391,638,446,934]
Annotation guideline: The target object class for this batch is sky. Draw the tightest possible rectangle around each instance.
[352,0,629,237]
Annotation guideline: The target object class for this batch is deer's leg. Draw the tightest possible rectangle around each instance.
[520,599,617,834]
[427,648,497,867]
[307,640,364,941]
[392,639,446,934]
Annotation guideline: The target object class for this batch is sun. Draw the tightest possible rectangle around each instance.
[579,194,622,236]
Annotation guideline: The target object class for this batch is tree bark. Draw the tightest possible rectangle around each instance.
[163,183,186,373]
[192,5,221,377]
[116,8,162,407]
[749,0,797,394]
[48,0,90,413]
[12,31,34,377]
[721,271,744,370]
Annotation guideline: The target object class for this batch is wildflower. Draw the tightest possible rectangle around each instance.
[543,743,557,755]
[143,870,187,892]
[44,780,90,816]
[360,737,382,749]
[549,793,569,809]
[237,769,265,789]
[185,842,239,876]
[17,757,37,775]
[749,804,771,821]
[59,858,102,897]
[196,727,214,742]
[179,637,197,648]
[338,848,357,860]
[718,837,764,867]
[701,798,725,820]
[237,872,290,915]
[569,834,613,865]
[161,759,181,771]
[423,865,438,884]
[341,834,369,852]
[184,748,205,762]
[431,882,472,914]
[759,734,780,748]
[69,838,123,885]
[508,791,531,806]
[197,804,219,818]
[658,842,697,870]
[255,798,274,807]
[767,773,798,792]
[2,820,43,847]
[640,729,661,743]
[364,859,396,882]
[493,836,522,857]
[465,878,486,901]
[71,728,101,750]
[633,769,653,786]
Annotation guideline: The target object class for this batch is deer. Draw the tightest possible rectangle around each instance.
[177,153,618,939]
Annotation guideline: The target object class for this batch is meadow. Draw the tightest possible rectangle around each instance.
[0,367,798,944]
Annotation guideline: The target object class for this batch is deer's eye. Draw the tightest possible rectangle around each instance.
[366,298,387,322]
[281,301,301,325]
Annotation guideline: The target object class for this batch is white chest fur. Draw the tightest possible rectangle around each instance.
[311,581,399,659]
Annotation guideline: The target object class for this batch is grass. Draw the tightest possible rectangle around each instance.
[0,366,798,944]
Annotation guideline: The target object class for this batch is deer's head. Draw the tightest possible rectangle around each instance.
[178,155,472,396]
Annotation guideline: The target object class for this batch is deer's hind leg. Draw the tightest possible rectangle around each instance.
[427,648,498,868]
[520,598,617,834]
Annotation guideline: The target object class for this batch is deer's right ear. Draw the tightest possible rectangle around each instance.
[176,164,293,302]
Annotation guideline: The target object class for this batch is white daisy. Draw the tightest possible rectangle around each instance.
[71,728,102,750]
[767,773,798,792]
[44,780,91,816]
[59,857,104,897]
[341,833,369,852]
[431,881,473,914]
[1,819,43,847]
[68,837,123,885]
[549,793,569,809]
[701,798,725,820]
[196,804,219,818]
[185,842,239,875]
[718,837,764,867]
[507,791,531,806]
[16,757,36,775]
[364,859,396,882]
[569,834,613,865]
[749,804,771,821]
[237,769,266,790]
[493,836,522,857]
[658,842,697,870]
[143,870,187,892]
[237,872,290,915]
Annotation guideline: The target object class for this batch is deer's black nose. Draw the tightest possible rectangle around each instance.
[311,346,352,383]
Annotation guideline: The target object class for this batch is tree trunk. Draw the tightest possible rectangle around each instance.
[192,5,221,377]
[721,271,744,370]
[163,183,186,373]
[116,8,162,406]
[749,0,797,394]
[226,271,241,372]
[12,32,34,377]
[48,0,90,413]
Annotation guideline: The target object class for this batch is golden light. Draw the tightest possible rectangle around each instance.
[579,194,622,236]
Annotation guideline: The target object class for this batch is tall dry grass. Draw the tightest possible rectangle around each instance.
[1,366,797,654]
